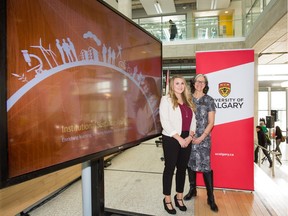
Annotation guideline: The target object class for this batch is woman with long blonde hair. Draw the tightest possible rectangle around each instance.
[159,75,196,214]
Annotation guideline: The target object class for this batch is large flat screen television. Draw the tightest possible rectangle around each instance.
[0,0,162,188]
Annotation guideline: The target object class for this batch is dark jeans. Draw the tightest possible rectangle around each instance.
[254,145,272,165]
[162,131,191,195]
[170,33,176,40]
[275,139,282,154]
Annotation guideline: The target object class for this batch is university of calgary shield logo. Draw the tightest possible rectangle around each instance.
[218,82,231,97]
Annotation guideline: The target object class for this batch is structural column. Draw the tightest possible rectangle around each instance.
[267,87,271,115]
[286,88,288,136]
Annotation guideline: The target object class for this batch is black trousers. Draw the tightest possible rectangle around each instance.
[162,131,191,195]
[254,145,272,164]
[170,33,176,40]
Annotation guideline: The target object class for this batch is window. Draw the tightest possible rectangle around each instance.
[195,17,218,39]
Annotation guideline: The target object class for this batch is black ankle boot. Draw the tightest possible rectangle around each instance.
[203,170,219,212]
[207,199,218,212]
[184,167,197,200]
[183,189,197,200]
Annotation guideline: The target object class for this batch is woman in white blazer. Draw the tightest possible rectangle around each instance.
[159,75,196,214]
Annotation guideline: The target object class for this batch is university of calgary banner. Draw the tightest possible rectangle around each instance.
[196,49,254,191]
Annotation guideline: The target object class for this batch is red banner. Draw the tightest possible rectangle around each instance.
[196,49,254,191]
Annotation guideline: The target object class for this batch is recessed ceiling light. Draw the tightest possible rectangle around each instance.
[281,81,288,87]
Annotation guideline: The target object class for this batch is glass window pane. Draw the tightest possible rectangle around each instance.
[258,91,268,110]
[271,91,286,133]
[195,17,218,39]
[258,91,269,123]
[139,17,162,40]
[163,15,186,40]
[271,91,286,110]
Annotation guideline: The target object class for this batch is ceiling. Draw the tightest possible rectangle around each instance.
[131,0,288,89]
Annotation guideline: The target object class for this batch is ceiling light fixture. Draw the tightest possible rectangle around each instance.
[281,81,288,88]
[258,75,288,81]
[210,0,217,10]
[154,1,162,14]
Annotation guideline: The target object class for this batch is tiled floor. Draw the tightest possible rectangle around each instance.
[25,137,288,216]
[27,138,194,216]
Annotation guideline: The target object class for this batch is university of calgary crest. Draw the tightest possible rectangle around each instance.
[218,82,231,97]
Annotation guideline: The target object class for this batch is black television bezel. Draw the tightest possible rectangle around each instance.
[0,0,162,189]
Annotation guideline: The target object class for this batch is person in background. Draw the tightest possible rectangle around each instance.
[259,118,269,134]
[259,119,271,146]
[169,19,177,41]
[159,75,196,214]
[184,74,218,212]
[274,126,283,155]
[135,77,160,136]
[255,126,273,168]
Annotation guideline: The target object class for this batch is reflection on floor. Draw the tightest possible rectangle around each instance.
[23,137,288,216]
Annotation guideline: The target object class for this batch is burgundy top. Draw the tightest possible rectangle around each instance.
[179,103,192,131]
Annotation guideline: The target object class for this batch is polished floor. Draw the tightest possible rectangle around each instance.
[24,137,288,216]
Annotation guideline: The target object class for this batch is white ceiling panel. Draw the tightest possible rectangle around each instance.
[139,0,176,15]
[279,32,288,42]
[258,54,282,64]
[197,0,230,10]
[269,54,288,64]
[159,0,176,13]
[216,0,231,9]
[263,41,288,53]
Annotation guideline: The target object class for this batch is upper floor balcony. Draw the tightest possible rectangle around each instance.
[131,0,286,64]
[133,12,246,59]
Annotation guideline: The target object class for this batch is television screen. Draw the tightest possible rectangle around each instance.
[1,0,162,187]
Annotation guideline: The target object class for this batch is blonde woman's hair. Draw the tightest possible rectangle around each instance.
[168,75,196,112]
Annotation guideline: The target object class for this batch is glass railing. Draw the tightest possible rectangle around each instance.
[132,0,274,42]
[133,17,245,42]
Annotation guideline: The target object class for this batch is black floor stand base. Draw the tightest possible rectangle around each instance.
[104,208,152,216]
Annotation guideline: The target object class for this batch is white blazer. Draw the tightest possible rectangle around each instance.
[159,95,196,137]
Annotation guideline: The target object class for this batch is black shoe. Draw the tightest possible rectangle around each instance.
[163,198,176,214]
[183,189,197,200]
[174,195,187,211]
[269,163,273,168]
[208,199,219,212]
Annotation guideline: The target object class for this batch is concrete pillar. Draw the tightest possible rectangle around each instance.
[268,87,271,115]
[286,88,288,135]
